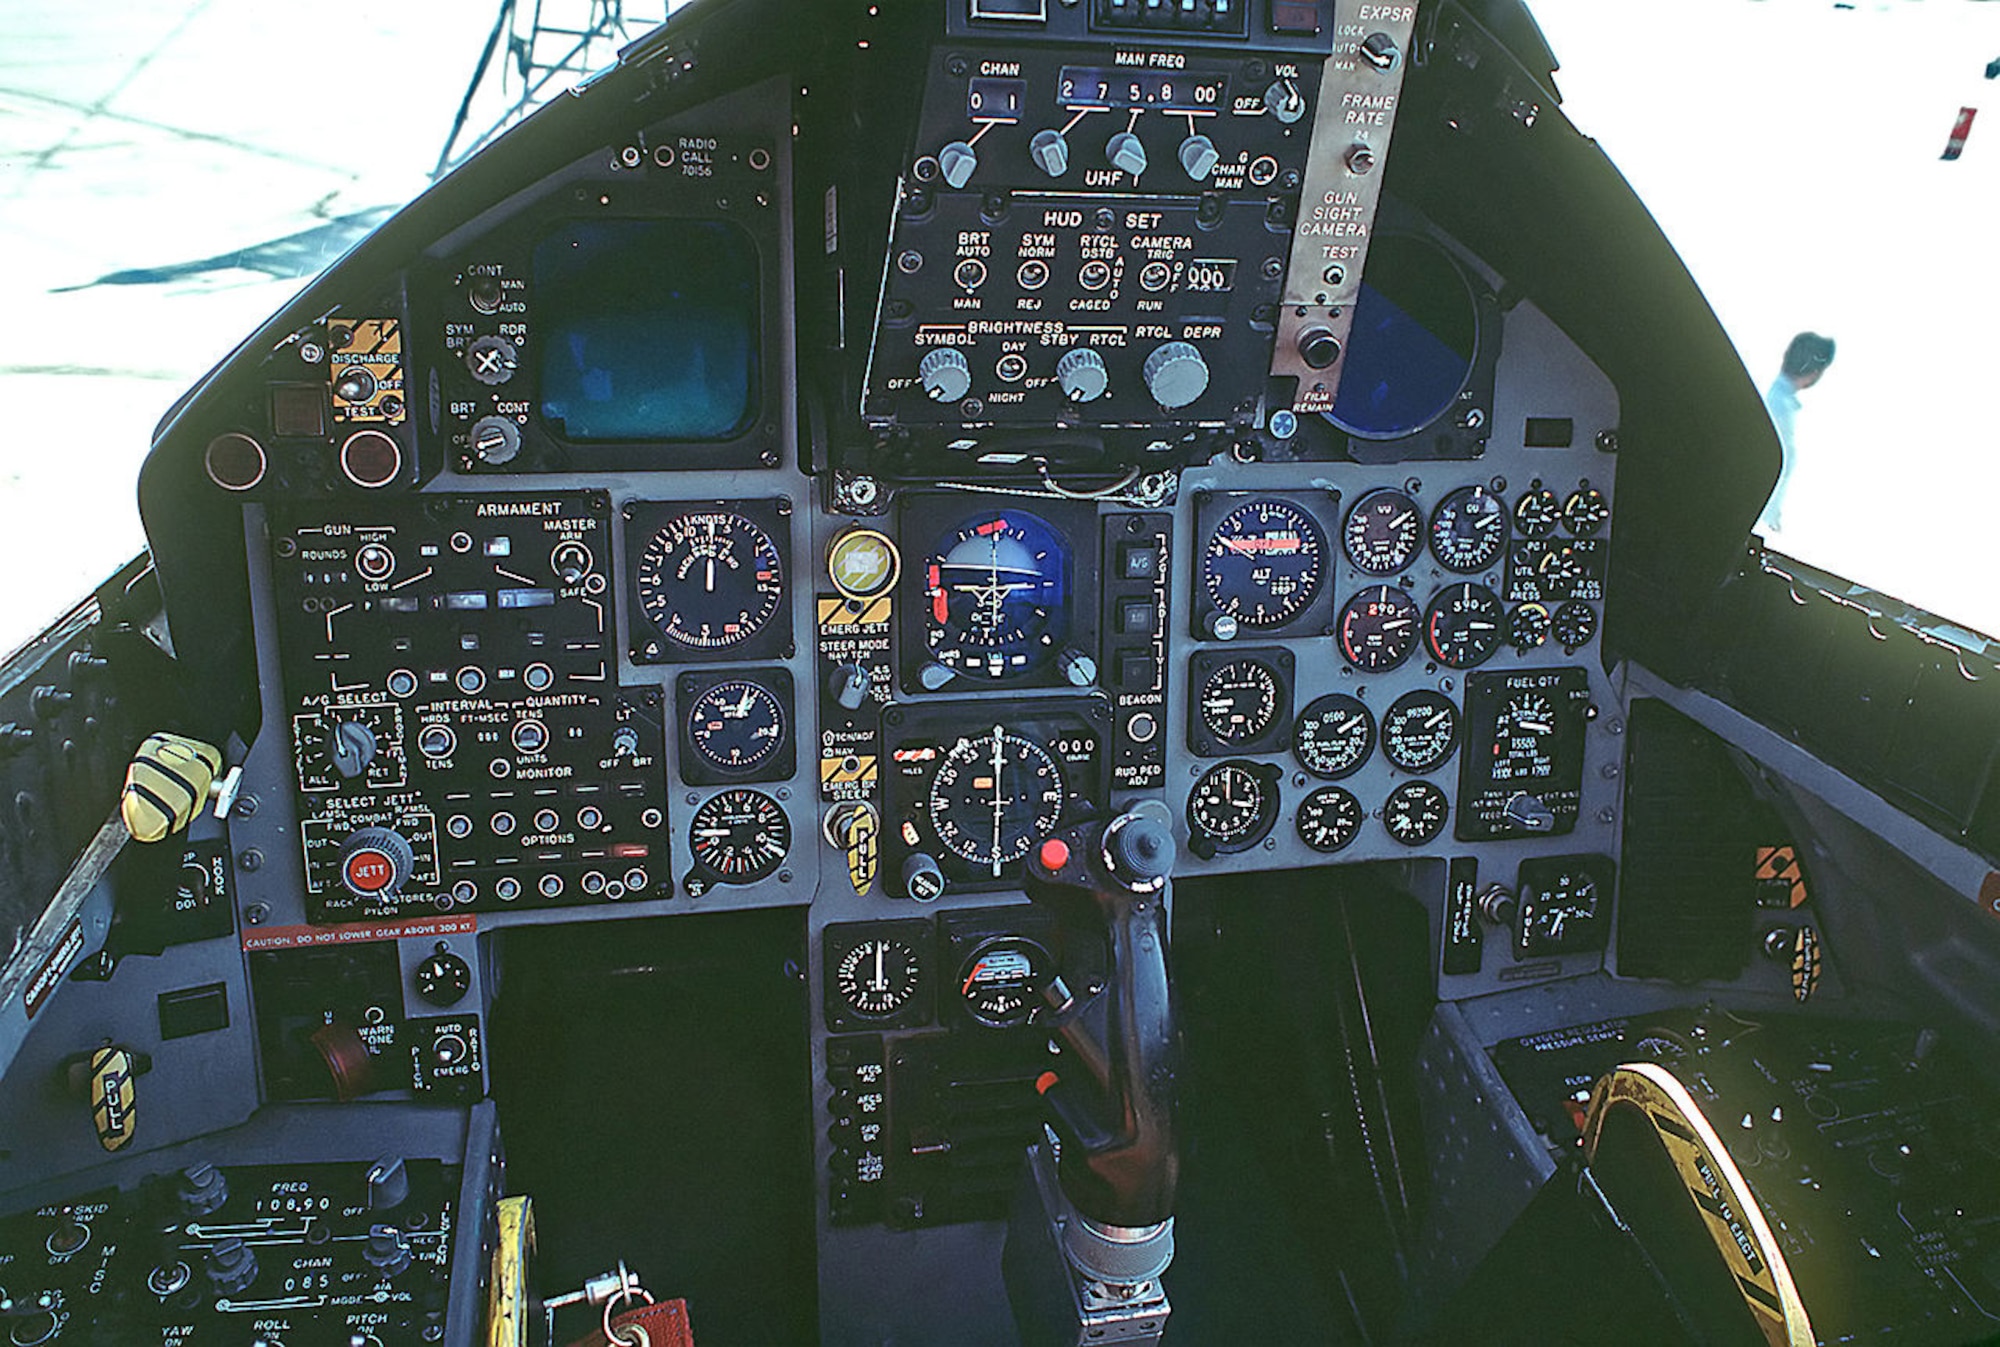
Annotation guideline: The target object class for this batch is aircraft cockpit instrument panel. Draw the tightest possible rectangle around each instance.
[15,3,1881,1345]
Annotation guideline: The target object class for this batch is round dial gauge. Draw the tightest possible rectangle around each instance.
[1343,489,1424,575]
[1382,780,1450,846]
[1424,583,1506,670]
[1538,543,1590,591]
[1553,601,1598,650]
[1294,694,1375,780]
[1381,690,1460,773]
[686,679,787,774]
[636,511,786,651]
[689,788,791,883]
[957,936,1051,1029]
[1428,485,1508,573]
[1198,657,1283,748]
[1338,585,1421,671]
[1202,499,1327,629]
[1498,690,1558,742]
[1563,486,1610,536]
[1493,690,1560,784]
[1517,866,1603,955]
[923,511,1068,679]
[1188,761,1278,853]
[1514,487,1561,539]
[835,936,923,1017]
[928,728,1067,877]
[1296,786,1365,853]
[1508,602,1552,651]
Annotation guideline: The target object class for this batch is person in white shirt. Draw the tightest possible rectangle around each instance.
[1757,331,1835,536]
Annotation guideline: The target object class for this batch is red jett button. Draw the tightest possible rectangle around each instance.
[1038,838,1071,871]
[344,848,395,894]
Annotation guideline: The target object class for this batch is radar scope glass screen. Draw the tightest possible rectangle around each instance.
[1328,235,1478,441]
[535,219,758,442]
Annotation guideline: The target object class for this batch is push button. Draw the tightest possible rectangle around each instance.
[1118,542,1161,581]
[1117,598,1157,635]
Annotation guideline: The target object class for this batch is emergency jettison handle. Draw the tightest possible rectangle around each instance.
[1023,800,1180,1230]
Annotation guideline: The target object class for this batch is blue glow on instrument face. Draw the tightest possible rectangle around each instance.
[924,511,1070,677]
[1328,237,1477,441]
[535,219,758,443]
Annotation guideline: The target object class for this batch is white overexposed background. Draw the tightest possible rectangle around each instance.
[1530,0,2000,635]
[1,0,1995,650]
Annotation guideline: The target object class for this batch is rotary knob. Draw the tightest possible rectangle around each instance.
[1029,128,1069,178]
[937,140,978,189]
[1178,134,1220,181]
[918,348,973,403]
[205,1237,258,1296]
[1105,131,1148,178]
[339,827,416,899]
[469,414,521,465]
[327,720,378,780]
[464,334,518,386]
[902,852,947,903]
[176,1163,229,1218]
[1055,348,1109,403]
[1142,341,1209,410]
[363,1225,413,1278]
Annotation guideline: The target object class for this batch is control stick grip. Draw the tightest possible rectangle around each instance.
[1025,803,1180,1229]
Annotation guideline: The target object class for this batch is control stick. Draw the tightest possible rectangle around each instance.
[1004,800,1181,1347]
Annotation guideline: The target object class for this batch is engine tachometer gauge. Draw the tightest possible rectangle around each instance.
[1201,498,1327,630]
[1428,485,1507,573]
[1343,488,1424,575]
[1381,690,1460,773]
[1294,694,1374,780]
[927,728,1067,877]
[922,511,1069,679]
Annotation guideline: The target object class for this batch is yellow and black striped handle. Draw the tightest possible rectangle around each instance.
[120,732,224,843]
